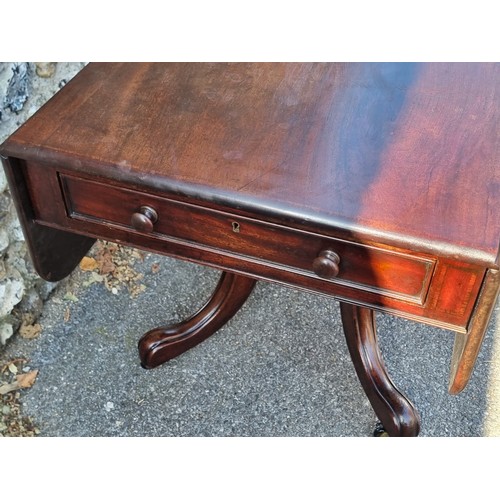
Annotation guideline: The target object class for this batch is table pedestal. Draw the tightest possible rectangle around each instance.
[138,269,423,436]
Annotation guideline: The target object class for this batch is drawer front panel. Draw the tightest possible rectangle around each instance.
[60,173,435,304]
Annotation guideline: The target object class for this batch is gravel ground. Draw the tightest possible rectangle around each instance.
[2,241,499,437]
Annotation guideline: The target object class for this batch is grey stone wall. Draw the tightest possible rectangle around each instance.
[0,62,86,346]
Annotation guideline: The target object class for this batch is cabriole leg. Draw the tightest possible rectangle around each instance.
[340,302,420,437]
[138,271,256,368]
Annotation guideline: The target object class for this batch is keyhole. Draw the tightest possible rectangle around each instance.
[232,221,240,233]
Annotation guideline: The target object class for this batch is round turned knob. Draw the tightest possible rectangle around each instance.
[131,206,158,233]
[313,250,340,279]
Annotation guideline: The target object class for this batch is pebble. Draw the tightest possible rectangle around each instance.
[35,62,57,78]
[0,170,7,193]
[0,230,9,255]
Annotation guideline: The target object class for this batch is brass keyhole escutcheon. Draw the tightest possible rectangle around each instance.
[232,221,240,233]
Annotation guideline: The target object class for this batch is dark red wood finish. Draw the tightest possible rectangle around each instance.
[340,302,420,436]
[2,157,95,281]
[2,63,499,436]
[139,272,256,368]
[4,63,499,264]
[17,160,486,331]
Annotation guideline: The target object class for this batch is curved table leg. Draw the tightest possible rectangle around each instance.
[340,302,421,437]
[138,271,257,369]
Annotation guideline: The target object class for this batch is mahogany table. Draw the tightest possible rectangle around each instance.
[2,63,499,436]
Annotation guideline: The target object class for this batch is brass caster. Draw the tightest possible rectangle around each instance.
[373,421,389,437]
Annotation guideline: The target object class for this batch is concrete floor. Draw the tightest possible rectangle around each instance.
[4,247,500,437]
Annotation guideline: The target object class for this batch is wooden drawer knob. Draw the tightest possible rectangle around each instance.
[131,206,158,233]
[313,250,340,279]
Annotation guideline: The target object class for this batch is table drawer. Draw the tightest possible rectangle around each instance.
[59,173,435,305]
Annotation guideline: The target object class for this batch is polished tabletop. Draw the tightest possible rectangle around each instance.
[3,62,500,264]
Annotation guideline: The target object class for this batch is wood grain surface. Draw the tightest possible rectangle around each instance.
[3,63,499,264]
